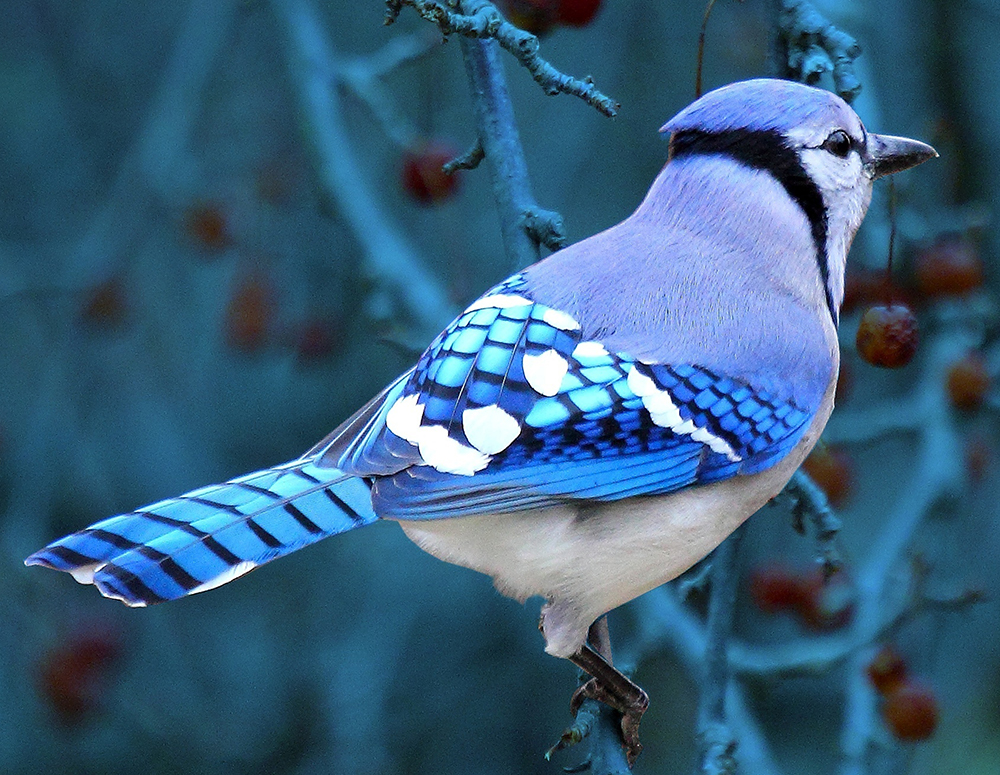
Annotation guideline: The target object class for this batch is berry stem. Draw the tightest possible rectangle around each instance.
[884,176,897,305]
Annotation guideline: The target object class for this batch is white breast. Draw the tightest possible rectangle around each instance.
[395,377,837,658]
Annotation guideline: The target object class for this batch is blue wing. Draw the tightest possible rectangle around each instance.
[322,275,815,519]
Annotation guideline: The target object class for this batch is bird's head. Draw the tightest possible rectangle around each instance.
[660,78,936,321]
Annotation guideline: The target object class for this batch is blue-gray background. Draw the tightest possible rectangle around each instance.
[3,1,998,773]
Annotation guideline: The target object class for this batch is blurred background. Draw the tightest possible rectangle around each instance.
[3,0,999,773]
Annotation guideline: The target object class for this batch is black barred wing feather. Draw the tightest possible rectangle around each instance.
[327,276,817,519]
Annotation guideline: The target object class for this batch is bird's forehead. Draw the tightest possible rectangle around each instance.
[661,78,864,142]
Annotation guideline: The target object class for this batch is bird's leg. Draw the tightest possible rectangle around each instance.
[568,618,649,766]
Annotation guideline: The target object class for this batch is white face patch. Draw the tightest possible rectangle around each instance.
[798,146,872,310]
[541,307,581,331]
[463,294,531,313]
[626,366,741,462]
[462,405,521,455]
[522,349,569,397]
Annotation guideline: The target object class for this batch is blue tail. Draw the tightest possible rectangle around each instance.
[24,459,376,606]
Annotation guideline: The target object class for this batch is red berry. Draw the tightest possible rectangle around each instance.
[557,0,602,26]
[796,569,854,631]
[37,630,121,724]
[80,277,128,329]
[499,0,559,34]
[401,142,461,205]
[185,203,230,250]
[856,303,919,368]
[293,318,344,362]
[225,274,276,352]
[914,235,983,299]
[946,352,991,410]
[867,644,909,696]
[881,680,939,741]
[748,564,807,613]
[801,445,853,508]
[965,432,992,485]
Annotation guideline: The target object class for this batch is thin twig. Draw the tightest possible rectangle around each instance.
[695,0,720,99]
[443,139,485,173]
[697,526,745,775]
[339,31,444,150]
[273,0,456,335]
[785,471,842,575]
[387,0,619,117]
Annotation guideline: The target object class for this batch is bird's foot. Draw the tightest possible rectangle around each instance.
[569,675,649,766]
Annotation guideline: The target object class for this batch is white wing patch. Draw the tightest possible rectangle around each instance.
[462,405,522,455]
[386,393,490,475]
[626,366,741,462]
[414,425,490,475]
[523,349,569,397]
[572,340,609,359]
[68,561,102,586]
[541,307,581,331]
[463,294,531,313]
[385,393,425,441]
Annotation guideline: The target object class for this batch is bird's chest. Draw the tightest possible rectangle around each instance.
[394,373,835,657]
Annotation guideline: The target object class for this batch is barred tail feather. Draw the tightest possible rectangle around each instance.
[24,460,376,606]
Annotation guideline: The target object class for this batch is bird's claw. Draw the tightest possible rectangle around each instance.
[568,677,649,767]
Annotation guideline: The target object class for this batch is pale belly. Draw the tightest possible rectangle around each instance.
[396,383,835,658]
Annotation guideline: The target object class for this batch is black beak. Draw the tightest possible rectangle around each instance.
[866,133,938,179]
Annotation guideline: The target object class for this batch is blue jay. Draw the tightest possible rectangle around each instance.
[27,78,935,763]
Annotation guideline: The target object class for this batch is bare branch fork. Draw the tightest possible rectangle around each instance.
[387,0,626,266]
[385,0,619,117]
[272,0,457,338]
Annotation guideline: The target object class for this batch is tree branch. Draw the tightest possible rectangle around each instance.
[696,526,746,775]
[629,588,784,775]
[836,325,974,775]
[459,37,565,270]
[386,0,619,117]
[778,0,862,103]
[273,0,456,335]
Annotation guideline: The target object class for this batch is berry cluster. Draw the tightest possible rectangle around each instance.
[748,564,854,632]
[867,644,939,742]
[37,629,121,724]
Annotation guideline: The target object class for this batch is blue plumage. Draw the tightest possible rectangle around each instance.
[27,460,375,605]
[25,79,936,688]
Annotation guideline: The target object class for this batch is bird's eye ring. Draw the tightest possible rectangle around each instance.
[822,129,853,158]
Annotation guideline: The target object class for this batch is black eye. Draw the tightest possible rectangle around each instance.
[822,129,853,158]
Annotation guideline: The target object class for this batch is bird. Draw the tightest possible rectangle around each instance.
[26,78,936,765]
